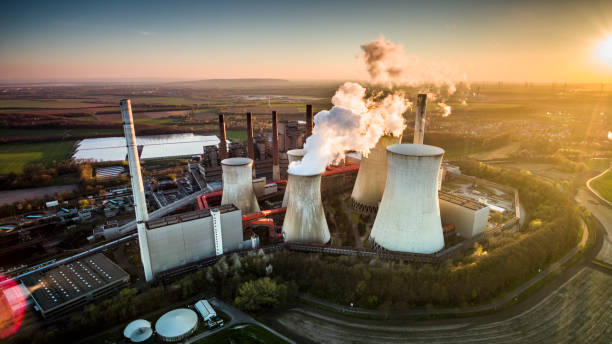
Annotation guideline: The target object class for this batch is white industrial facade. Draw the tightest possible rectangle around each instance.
[73,133,221,162]
[439,191,490,238]
[145,207,243,276]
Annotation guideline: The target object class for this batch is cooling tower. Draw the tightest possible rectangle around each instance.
[282,149,306,207]
[282,172,330,244]
[370,144,445,254]
[351,135,400,214]
[221,157,260,213]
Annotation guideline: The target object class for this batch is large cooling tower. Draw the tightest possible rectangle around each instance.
[282,149,306,207]
[221,157,260,213]
[282,172,330,244]
[370,144,445,254]
[351,135,400,214]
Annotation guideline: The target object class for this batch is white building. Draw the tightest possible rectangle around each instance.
[439,191,490,238]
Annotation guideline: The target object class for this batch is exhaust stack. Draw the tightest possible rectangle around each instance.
[282,149,306,207]
[282,171,330,244]
[221,157,260,213]
[351,135,400,214]
[370,144,445,254]
[121,99,153,282]
[218,114,228,160]
[413,94,427,144]
[305,104,313,139]
[272,111,280,180]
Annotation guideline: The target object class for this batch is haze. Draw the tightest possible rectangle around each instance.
[2,0,612,83]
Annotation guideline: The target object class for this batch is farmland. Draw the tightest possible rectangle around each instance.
[0,141,75,174]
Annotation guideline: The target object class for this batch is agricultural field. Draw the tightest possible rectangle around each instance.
[590,169,612,202]
[0,141,75,174]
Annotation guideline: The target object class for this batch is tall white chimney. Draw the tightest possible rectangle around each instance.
[370,143,445,254]
[282,149,305,207]
[413,94,427,144]
[282,171,329,244]
[221,157,260,213]
[121,99,153,282]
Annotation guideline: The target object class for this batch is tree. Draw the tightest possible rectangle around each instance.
[233,277,288,312]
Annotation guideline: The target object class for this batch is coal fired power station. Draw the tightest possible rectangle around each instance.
[282,172,330,243]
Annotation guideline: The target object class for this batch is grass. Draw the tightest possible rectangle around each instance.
[0,141,74,174]
[0,98,105,108]
[193,324,288,344]
[131,96,204,105]
[590,169,612,202]
[226,130,247,141]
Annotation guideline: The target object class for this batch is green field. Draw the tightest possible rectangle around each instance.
[0,128,122,138]
[131,96,205,105]
[0,141,75,174]
[194,324,287,344]
[226,130,247,141]
[591,169,612,203]
[0,98,106,108]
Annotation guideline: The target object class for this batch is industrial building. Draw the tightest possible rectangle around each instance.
[439,192,490,239]
[123,319,153,343]
[21,253,129,318]
[145,206,243,276]
[370,144,446,254]
[351,135,400,214]
[73,133,221,162]
[155,308,198,342]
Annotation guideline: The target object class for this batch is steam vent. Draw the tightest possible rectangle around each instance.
[282,172,330,243]
[351,135,401,214]
[282,149,306,207]
[221,157,260,213]
[370,144,445,254]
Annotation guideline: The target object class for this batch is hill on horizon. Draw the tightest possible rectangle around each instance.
[165,78,292,88]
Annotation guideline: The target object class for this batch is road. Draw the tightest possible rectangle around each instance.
[261,188,612,343]
[576,188,612,265]
[184,297,296,344]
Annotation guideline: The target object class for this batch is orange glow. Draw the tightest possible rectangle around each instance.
[0,275,26,339]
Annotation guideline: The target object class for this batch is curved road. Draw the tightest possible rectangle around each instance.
[262,188,612,343]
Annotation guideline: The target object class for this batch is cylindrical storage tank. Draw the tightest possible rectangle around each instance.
[221,157,260,213]
[370,144,445,254]
[282,149,306,207]
[155,308,198,342]
[282,172,330,244]
[351,135,400,214]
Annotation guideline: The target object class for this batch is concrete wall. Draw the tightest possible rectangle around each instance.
[147,210,243,275]
[439,200,489,238]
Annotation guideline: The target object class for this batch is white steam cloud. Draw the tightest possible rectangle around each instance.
[438,103,451,117]
[288,82,410,175]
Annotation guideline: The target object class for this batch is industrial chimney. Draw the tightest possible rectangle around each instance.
[350,135,400,214]
[221,157,260,213]
[282,171,330,244]
[370,144,445,254]
[413,94,427,144]
[282,149,306,207]
[121,99,154,282]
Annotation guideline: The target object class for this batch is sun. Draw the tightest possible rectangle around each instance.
[597,36,612,64]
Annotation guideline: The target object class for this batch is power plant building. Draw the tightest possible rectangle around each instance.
[21,253,130,318]
[439,191,490,238]
[351,135,400,214]
[370,144,445,254]
[145,206,243,276]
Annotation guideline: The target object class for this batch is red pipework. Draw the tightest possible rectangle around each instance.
[242,207,287,222]
[322,163,359,176]
[243,218,278,238]
[197,190,222,210]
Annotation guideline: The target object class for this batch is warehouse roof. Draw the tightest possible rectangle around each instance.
[21,253,129,314]
[439,191,488,211]
[73,133,221,162]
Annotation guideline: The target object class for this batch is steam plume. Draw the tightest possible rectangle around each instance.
[438,103,451,117]
[289,82,410,175]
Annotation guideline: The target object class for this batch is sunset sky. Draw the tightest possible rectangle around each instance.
[1,0,612,83]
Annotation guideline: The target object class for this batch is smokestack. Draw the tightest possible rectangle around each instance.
[413,94,427,144]
[272,111,280,180]
[370,144,445,254]
[246,112,255,176]
[218,114,228,160]
[282,171,329,244]
[351,135,400,214]
[305,104,313,139]
[120,99,153,282]
[282,149,306,207]
[221,157,260,213]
